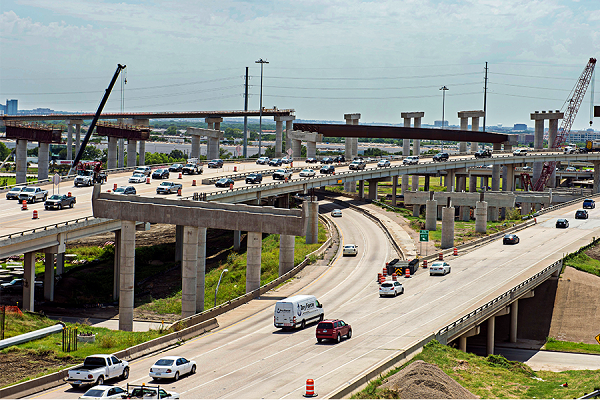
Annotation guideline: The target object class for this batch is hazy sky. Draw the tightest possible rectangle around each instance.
[1,0,599,130]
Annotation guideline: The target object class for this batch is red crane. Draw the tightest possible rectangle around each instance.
[533,57,596,191]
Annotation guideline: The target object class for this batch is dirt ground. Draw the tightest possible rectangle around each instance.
[0,350,75,389]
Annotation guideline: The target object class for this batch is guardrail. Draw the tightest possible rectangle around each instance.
[436,258,562,344]
[0,216,99,241]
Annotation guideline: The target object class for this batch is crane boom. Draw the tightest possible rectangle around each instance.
[533,57,596,191]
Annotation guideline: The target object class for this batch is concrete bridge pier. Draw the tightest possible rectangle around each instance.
[469,175,477,192]
[44,250,55,302]
[391,176,398,206]
[424,175,430,191]
[425,197,437,231]
[113,230,121,301]
[181,226,199,318]
[401,111,424,157]
[305,200,319,244]
[441,204,455,249]
[139,141,146,166]
[16,139,27,185]
[107,137,118,170]
[458,326,480,352]
[207,131,224,160]
[67,123,73,160]
[487,316,496,355]
[288,130,322,160]
[66,119,83,160]
[197,228,207,312]
[401,175,409,196]
[119,220,136,331]
[344,113,360,192]
[367,179,378,201]
[275,119,284,158]
[127,139,137,167]
[38,142,50,181]
[191,135,201,159]
[445,170,455,192]
[23,252,36,311]
[531,111,564,184]
[358,180,365,199]
[206,117,223,131]
[594,161,600,194]
[458,111,484,153]
[475,201,488,233]
[279,235,295,276]
[510,300,518,343]
[412,175,419,192]
[491,165,500,191]
[118,138,125,168]
[275,115,295,156]
[233,230,241,251]
[246,232,262,293]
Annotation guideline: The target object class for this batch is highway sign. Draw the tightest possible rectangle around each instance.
[287,148,293,156]
[52,173,61,185]
[420,230,429,242]
[595,333,600,345]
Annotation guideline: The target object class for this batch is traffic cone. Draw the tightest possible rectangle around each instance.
[423,260,428,268]
[405,268,411,278]
[32,210,38,219]
[439,252,443,261]
[304,379,316,397]
[453,247,458,256]
[192,180,196,186]
[179,173,182,179]
[21,200,28,210]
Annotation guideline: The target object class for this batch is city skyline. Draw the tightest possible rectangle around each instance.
[1,0,599,130]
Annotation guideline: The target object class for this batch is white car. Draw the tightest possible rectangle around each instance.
[299,169,316,177]
[128,173,147,184]
[342,244,358,256]
[79,385,127,399]
[403,156,419,165]
[377,159,391,167]
[430,261,451,276]
[379,281,404,297]
[134,166,152,176]
[331,209,342,217]
[256,157,270,165]
[149,356,197,381]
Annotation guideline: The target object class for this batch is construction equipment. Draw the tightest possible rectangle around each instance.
[520,173,533,191]
[68,64,126,176]
[533,58,596,191]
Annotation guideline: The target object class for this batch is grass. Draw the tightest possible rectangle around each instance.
[544,337,600,355]
[138,224,327,314]
[563,252,600,277]
[0,176,38,188]
[352,340,600,399]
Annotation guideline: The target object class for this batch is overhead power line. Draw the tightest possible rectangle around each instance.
[249,72,482,81]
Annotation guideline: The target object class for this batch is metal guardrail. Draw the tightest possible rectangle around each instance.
[436,259,562,344]
[0,216,98,241]
[577,389,600,399]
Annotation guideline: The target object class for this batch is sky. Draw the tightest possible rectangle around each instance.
[1,0,599,130]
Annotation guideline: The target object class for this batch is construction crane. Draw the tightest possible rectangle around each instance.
[533,57,596,191]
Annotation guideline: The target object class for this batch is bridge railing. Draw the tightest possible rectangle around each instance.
[0,216,100,241]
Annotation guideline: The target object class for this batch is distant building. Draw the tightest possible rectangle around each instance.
[6,99,18,115]
[513,123,527,131]
[433,120,448,127]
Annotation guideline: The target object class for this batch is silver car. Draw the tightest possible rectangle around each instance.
[429,261,451,276]
[128,174,147,184]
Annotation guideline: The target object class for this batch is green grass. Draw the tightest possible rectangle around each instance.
[563,252,600,277]
[0,176,39,188]
[544,337,600,355]
[353,340,600,399]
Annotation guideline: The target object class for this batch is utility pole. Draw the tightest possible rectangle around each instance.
[483,62,488,133]
[255,58,268,157]
[243,67,249,158]
[440,85,449,151]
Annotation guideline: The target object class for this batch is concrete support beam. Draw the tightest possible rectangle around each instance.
[119,220,136,331]
[118,138,125,168]
[391,176,398,206]
[487,316,495,355]
[246,232,262,293]
[305,200,319,244]
[113,230,121,301]
[358,180,365,199]
[233,230,241,251]
[475,201,488,233]
[425,199,437,231]
[197,227,207,312]
[279,234,295,276]
[458,326,480,352]
[108,136,118,170]
[441,206,455,249]
[16,139,27,185]
[401,175,409,195]
[191,136,200,159]
[175,225,184,262]
[412,175,419,192]
[491,165,500,191]
[67,124,73,160]
[510,300,518,343]
[43,251,54,301]
[181,226,199,318]
[38,142,50,181]
[56,253,64,276]
[139,141,146,166]
[127,139,137,167]
[368,179,378,200]
[275,120,283,157]
[306,141,317,159]
[22,252,35,311]
[594,162,600,194]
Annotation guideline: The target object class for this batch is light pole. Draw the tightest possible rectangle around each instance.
[214,269,229,308]
[440,85,449,151]
[255,58,269,157]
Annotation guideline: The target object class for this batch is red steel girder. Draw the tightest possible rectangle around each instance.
[5,124,62,143]
[95,124,150,140]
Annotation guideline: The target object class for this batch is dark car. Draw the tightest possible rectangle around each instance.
[333,155,345,163]
[320,165,335,174]
[44,194,76,210]
[433,152,449,162]
[474,149,492,159]
[113,186,137,195]
[245,173,263,184]
[268,158,282,167]
[168,163,183,172]
[208,159,224,168]
[583,199,596,209]
[152,168,170,179]
[306,158,318,164]
[556,218,569,228]
[503,234,520,245]
[575,209,589,219]
[316,319,352,343]
[215,178,234,188]
[320,157,334,164]
[1,278,42,293]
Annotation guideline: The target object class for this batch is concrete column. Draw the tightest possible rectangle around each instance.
[491,165,500,191]
[181,226,199,318]
[475,201,488,233]
[306,141,317,159]
[487,316,495,355]
[505,166,515,191]
[279,235,295,276]
[367,180,378,200]
[56,253,64,276]
[425,199,437,231]
[403,117,411,129]
[489,206,499,222]
[127,139,137,167]
[460,206,470,221]
[459,117,468,153]
[207,137,218,160]
[594,162,600,194]
[510,300,518,343]
[424,175,430,191]
[446,170,455,192]
[285,120,294,152]
[139,141,146,166]
[471,117,480,153]
[246,232,262,293]
[175,225,184,262]
[413,116,422,155]
[533,119,545,183]
[459,336,467,352]
[502,166,508,191]
[292,139,302,160]
[275,120,283,157]
[403,138,410,156]
[16,139,27,185]
[412,204,420,217]
[233,230,241,251]
[118,138,125,168]
[391,176,398,206]
[521,202,532,215]
[483,176,489,190]
[441,206,455,249]
[44,251,54,301]
[23,252,35,312]
[401,175,409,195]
[358,180,365,199]
[191,136,200,159]
[75,123,81,155]
[345,139,352,160]
[119,220,136,331]
[107,137,118,170]
[469,175,477,192]
[67,124,73,160]
[197,227,207,312]
[113,230,121,301]
[305,200,319,244]
[412,175,419,192]
[38,142,50,181]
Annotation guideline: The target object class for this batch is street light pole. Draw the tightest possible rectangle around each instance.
[214,269,229,308]
[255,59,269,157]
[440,85,449,151]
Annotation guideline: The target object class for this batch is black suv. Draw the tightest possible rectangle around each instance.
[556,219,569,228]
[245,173,263,184]
[320,165,335,174]
[320,157,334,164]
[474,149,492,159]
[433,152,449,162]
[575,209,589,219]
[333,155,345,163]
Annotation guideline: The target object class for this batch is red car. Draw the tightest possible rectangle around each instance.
[316,319,352,343]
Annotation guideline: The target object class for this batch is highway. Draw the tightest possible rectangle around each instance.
[28,195,600,398]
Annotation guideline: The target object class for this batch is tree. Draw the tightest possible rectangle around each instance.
[219,148,233,159]
[27,147,39,157]
[0,142,10,160]
[168,149,187,161]
[166,126,178,136]
[82,146,102,160]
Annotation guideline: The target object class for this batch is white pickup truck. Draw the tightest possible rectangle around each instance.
[66,354,129,388]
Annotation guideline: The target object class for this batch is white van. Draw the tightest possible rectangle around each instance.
[513,148,528,156]
[273,295,324,329]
